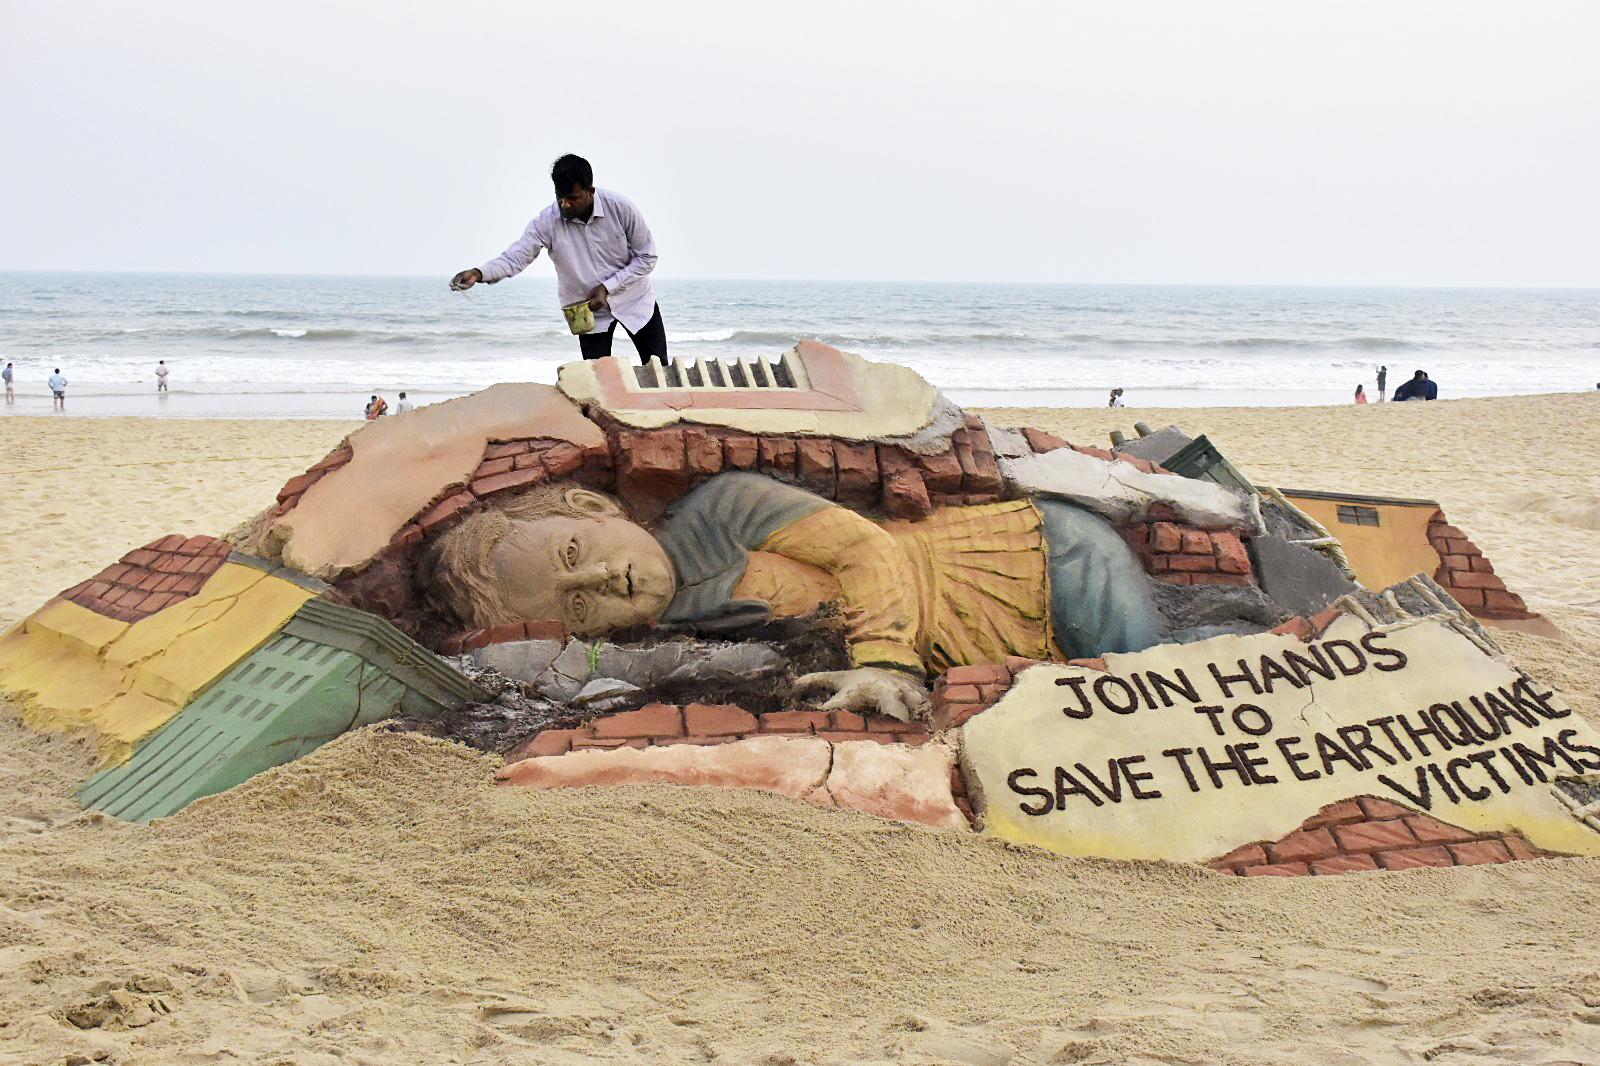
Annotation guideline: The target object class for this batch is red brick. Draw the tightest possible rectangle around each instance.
[1449,586,1486,608]
[131,571,161,591]
[759,710,830,734]
[1403,815,1478,845]
[478,621,523,645]
[940,684,982,705]
[1269,619,1312,644]
[722,434,759,470]
[524,619,565,640]
[1243,863,1309,877]
[1503,835,1543,861]
[1067,657,1107,671]
[1021,427,1069,453]
[1467,555,1496,574]
[977,682,1011,702]
[1310,854,1381,875]
[1377,846,1454,871]
[1301,799,1366,829]
[877,447,933,521]
[179,556,213,574]
[1482,590,1528,613]
[1357,796,1416,820]
[1432,523,1466,541]
[591,704,684,739]
[1212,532,1252,575]
[440,635,465,655]
[894,733,931,746]
[539,442,586,478]
[1157,573,1192,585]
[276,471,319,502]
[829,710,867,731]
[1440,554,1472,572]
[933,702,988,730]
[1004,656,1041,675]
[1166,554,1219,573]
[818,731,895,745]
[416,491,477,532]
[1448,840,1513,866]
[1123,457,1155,474]
[98,563,131,584]
[473,455,516,479]
[756,436,797,479]
[389,524,424,549]
[917,450,964,493]
[681,427,725,477]
[1446,538,1482,557]
[832,443,879,506]
[113,588,150,610]
[152,534,188,552]
[684,703,758,736]
[171,575,203,594]
[795,438,837,495]
[472,465,548,498]
[142,592,182,614]
[310,446,354,472]
[483,440,532,460]
[861,714,906,733]
[1450,570,1507,591]
[124,549,161,567]
[505,726,582,758]
[1211,843,1266,868]
[1179,530,1212,555]
[942,663,1011,685]
[1333,820,1418,854]
[1073,445,1114,462]
[1265,828,1338,865]
[188,536,224,556]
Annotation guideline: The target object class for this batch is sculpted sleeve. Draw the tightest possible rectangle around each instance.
[757,507,924,677]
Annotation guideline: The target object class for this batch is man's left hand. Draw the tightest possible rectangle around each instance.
[586,284,609,312]
[793,667,931,723]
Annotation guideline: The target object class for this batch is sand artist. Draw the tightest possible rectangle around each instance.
[421,471,1169,720]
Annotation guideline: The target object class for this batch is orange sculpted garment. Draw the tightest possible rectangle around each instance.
[732,500,1053,674]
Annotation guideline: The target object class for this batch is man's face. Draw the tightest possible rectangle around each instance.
[556,183,596,221]
[489,513,676,636]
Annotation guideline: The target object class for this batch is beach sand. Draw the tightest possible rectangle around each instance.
[2,394,1598,1065]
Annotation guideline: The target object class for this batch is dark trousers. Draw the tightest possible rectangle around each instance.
[578,303,668,364]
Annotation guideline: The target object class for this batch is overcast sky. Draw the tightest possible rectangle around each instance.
[2,1,1596,286]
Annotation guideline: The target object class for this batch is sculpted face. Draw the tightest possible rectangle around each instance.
[487,492,676,636]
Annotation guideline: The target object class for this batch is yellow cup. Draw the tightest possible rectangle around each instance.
[562,300,596,335]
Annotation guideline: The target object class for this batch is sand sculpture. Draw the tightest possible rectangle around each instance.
[1,341,1595,876]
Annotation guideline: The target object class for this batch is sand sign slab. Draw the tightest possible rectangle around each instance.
[961,615,1600,862]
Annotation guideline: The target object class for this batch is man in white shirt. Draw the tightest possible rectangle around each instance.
[156,360,169,392]
[47,368,67,410]
[450,154,666,364]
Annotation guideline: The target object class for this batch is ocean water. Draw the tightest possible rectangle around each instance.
[0,272,1595,417]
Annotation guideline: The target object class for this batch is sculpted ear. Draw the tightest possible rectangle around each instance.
[563,488,621,518]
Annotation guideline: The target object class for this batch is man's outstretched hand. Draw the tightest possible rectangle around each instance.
[450,268,485,291]
[793,667,931,723]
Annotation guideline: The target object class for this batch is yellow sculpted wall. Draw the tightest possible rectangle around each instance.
[0,563,314,763]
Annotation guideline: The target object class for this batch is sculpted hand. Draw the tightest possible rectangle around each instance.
[586,283,609,311]
[793,667,931,723]
[450,268,484,291]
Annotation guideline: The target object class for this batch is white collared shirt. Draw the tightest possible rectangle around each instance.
[478,188,659,333]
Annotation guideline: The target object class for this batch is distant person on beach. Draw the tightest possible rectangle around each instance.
[1108,388,1125,408]
[1391,370,1437,402]
[395,392,413,414]
[449,154,666,365]
[2,362,13,402]
[1376,365,1388,402]
[1355,384,1368,404]
[156,360,169,392]
[47,368,67,409]
[365,394,388,420]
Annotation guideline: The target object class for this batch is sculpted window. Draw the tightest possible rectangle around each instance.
[1336,504,1381,527]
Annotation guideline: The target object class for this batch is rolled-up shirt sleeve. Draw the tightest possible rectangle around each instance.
[478,219,547,283]
[601,197,658,294]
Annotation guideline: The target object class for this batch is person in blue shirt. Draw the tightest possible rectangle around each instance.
[1392,369,1437,402]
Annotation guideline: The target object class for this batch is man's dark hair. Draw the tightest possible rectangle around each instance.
[551,154,593,194]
